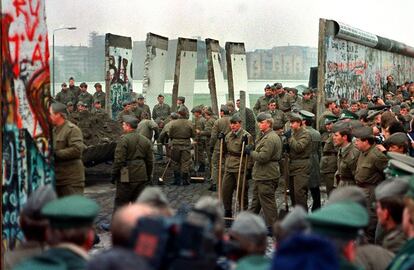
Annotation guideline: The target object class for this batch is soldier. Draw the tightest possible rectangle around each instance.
[300,110,322,211]
[317,98,337,134]
[226,100,237,116]
[137,111,158,141]
[320,115,339,195]
[209,105,231,191]
[15,195,99,270]
[298,88,316,114]
[222,114,253,219]
[66,101,74,115]
[152,94,171,160]
[253,84,273,115]
[287,113,312,210]
[266,98,288,131]
[192,106,206,172]
[288,88,301,104]
[116,100,134,124]
[382,132,409,154]
[274,83,293,112]
[50,102,86,197]
[382,75,397,97]
[167,107,194,185]
[112,115,154,211]
[332,121,360,187]
[92,82,106,108]
[134,94,151,121]
[77,82,94,109]
[375,178,408,253]
[199,107,215,180]
[175,96,189,119]
[55,82,75,105]
[246,112,282,231]
[68,76,81,100]
[91,99,105,115]
[350,100,359,113]
[353,126,388,242]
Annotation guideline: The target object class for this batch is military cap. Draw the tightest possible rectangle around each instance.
[41,195,99,229]
[61,82,67,87]
[401,102,410,109]
[66,101,73,106]
[385,159,414,177]
[220,104,229,114]
[359,96,368,103]
[289,88,298,95]
[356,109,368,119]
[230,211,267,236]
[325,98,337,105]
[331,120,349,132]
[327,186,367,208]
[339,110,358,120]
[348,120,364,130]
[274,83,283,89]
[279,205,309,233]
[79,82,87,88]
[94,82,102,88]
[77,101,86,107]
[383,132,408,147]
[204,107,213,115]
[299,110,315,120]
[264,84,271,89]
[324,114,339,125]
[69,76,75,80]
[177,96,186,102]
[352,126,373,138]
[302,88,311,95]
[93,99,101,104]
[256,112,272,122]
[51,102,67,114]
[268,98,277,105]
[158,94,164,98]
[289,112,303,122]
[350,99,358,105]
[405,177,414,199]
[135,94,144,100]
[136,187,169,207]
[307,201,369,240]
[230,114,242,123]
[122,115,138,128]
[122,100,131,107]
[375,178,409,201]
[22,185,57,220]
[191,106,202,113]
[387,152,414,167]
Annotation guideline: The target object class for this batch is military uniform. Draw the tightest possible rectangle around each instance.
[53,120,86,197]
[193,114,206,171]
[306,125,321,211]
[336,142,360,187]
[253,95,272,115]
[152,102,171,159]
[276,92,293,112]
[168,117,194,184]
[222,128,253,215]
[116,109,135,124]
[68,85,80,100]
[320,132,338,194]
[382,226,407,254]
[175,104,189,119]
[299,99,316,114]
[210,114,231,189]
[199,114,215,178]
[267,109,288,131]
[318,110,335,133]
[133,104,151,120]
[77,91,94,109]
[55,89,75,105]
[112,130,154,210]
[93,91,106,108]
[137,119,158,140]
[288,123,312,210]
[249,126,282,227]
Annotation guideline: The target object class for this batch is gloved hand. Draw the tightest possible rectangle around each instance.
[283,130,292,140]
[242,134,249,145]
[244,144,253,155]
[217,132,225,140]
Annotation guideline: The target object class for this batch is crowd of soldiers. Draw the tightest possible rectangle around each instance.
[6,75,414,269]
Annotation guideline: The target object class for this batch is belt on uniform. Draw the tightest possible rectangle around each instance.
[290,158,309,162]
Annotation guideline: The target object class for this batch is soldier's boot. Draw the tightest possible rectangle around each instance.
[172,171,181,186]
[182,173,191,186]
[310,187,321,212]
[224,210,233,228]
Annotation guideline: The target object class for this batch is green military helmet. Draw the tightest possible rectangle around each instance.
[375,177,409,201]
[256,112,272,122]
[306,201,369,240]
[299,109,315,120]
[122,115,138,128]
[384,159,414,178]
[289,112,303,122]
[325,98,337,106]
[331,120,350,133]
[264,84,271,89]
[383,132,409,148]
[220,105,229,115]
[352,126,373,139]
[177,96,186,102]
[41,195,99,229]
[267,98,277,105]
[191,106,202,114]
[387,152,414,167]
[230,114,242,123]
[274,83,283,89]
[324,114,339,125]
[339,110,358,120]
[51,102,67,114]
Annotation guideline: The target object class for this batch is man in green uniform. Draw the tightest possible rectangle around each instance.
[298,88,316,114]
[133,94,151,121]
[192,106,206,173]
[274,83,293,112]
[116,100,134,124]
[175,96,189,119]
[222,114,253,219]
[266,98,288,131]
[198,107,215,180]
[387,180,414,270]
[287,113,312,211]
[253,84,273,115]
[50,102,86,197]
[112,115,154,211]
[210,105,231,191]
[77,82,94,110]
[167,107,194,185]
[246,112,282,231]
[15,195,99,270]
[68,76,81,101]
[55,82,75,105]
[353,126,388,242]
[152,94,171,160]
[318,98,337,133]
[92,82,106,108]
[320,115,339,194]
[137,111,158,140]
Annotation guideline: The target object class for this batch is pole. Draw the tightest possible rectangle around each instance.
[234,140,245,215]
[218,138,224,202]
[52,32,55,96]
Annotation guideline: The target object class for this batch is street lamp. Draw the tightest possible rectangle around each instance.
[52,26,77,96]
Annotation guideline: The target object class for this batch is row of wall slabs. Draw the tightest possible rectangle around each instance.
[105,33,249,116]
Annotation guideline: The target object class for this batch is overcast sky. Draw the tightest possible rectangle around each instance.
[45,0,414,51]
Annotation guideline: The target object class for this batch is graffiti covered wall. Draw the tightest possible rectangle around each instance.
[319,19,414,102]
[1,0,54,250]
[105,33,133,119]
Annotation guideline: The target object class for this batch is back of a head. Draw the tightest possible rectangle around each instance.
[87,247,153,270]
[188,196,224,237]
[136,187,173,216]
[327,186,368,209]
[111,203,156,247]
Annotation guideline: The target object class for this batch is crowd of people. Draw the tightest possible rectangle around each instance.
[5,75,414,269]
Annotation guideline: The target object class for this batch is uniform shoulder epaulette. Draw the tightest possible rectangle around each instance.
[67,121,75,128]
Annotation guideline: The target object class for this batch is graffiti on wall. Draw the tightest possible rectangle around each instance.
[1,0,54,250]
[324,36,414,99]
[107,46,133,119]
